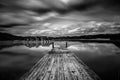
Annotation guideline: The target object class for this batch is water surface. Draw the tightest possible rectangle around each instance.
[0,41,120,80]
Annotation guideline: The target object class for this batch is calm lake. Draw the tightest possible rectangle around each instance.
[0,41,120,80]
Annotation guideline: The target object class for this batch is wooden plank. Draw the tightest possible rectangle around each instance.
[20,49,101,80]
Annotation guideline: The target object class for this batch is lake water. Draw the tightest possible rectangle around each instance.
[0,41,120,80]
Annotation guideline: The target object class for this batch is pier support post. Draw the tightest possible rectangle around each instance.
[52,42,54,49]
[65,42,68,48]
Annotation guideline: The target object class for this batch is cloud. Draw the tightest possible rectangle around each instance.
[68,27,80,33]
[0,0,120,14]
[0,0,120,24]
[19,21,120,36]
[0,10,59,28]
[0,0,120,36]
[0,0,61,28]
[19,0,49,9]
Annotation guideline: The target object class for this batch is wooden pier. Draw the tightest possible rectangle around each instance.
[20,48,100,80]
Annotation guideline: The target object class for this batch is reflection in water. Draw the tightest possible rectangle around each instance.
[22,40,53,48]
[68,43,119,53]
[0,40,120,80]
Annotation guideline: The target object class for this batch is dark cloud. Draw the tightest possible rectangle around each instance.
[0,12,34,26]
[68,0,120,12]
[0,24,28,28]
[0,0,120,13]
[0,0,55,28]
[0,0,120,36]
[102,0,120,6]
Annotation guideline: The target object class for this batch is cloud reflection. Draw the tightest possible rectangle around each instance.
[1,45,52,53]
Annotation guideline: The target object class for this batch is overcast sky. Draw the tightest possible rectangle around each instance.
[0,0,120,36]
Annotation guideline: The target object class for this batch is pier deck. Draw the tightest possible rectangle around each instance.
[21,49,100,80]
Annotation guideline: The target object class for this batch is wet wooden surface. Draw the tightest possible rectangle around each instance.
[21,49,100,80]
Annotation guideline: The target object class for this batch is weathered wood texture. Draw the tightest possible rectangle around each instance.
[20,50,100,80]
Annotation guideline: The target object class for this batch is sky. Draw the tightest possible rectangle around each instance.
[0,0,120,36]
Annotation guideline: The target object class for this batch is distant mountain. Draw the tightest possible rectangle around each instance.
[0,31,120,41]
[78,33,120,40]
[52,33,120,40]
[0,32,22,41]
[0,32,50,41]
